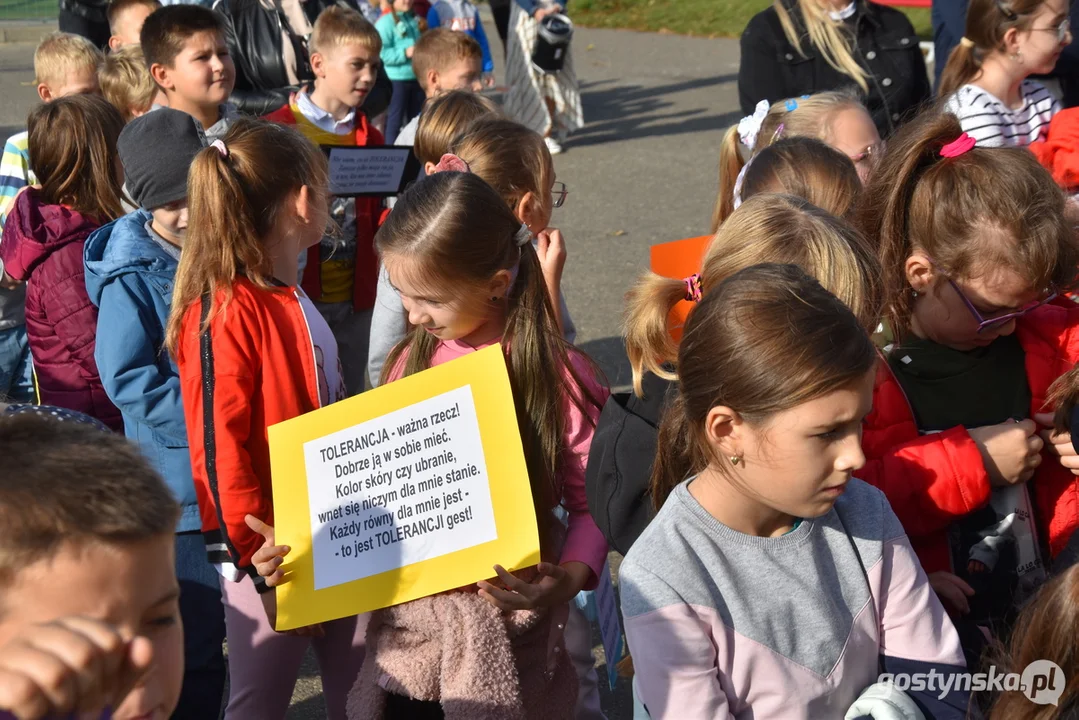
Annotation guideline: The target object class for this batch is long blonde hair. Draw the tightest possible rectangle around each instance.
[165,119,328,355]
[626,193,882,396]
[775,0,870,91]
[714,89,866,229]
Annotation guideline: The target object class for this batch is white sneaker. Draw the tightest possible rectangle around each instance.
[545,135,563,155]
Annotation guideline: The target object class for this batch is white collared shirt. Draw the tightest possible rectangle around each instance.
[295,91,356,136]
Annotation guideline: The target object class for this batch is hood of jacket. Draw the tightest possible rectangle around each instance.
[84,210,178,307]
[1,188,102,282]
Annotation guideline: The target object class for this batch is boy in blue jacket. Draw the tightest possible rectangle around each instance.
[83,107,226,720]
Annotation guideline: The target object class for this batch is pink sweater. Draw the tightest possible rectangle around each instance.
[387,337,610,586]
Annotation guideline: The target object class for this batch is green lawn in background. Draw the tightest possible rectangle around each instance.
[570,0,932,41]
[0,0,57,21]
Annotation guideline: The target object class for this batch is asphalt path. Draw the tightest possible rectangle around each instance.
[0,20,743,718]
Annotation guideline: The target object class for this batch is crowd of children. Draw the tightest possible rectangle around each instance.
[7,0,1079,718]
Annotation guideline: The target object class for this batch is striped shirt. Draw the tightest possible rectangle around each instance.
[946,81,1059,148]
[0,131,35,236]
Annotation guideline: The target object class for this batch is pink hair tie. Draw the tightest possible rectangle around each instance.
[683,273,703,303]
[940,132,976,158]
[210,139,228,157]
[431,153,470,174]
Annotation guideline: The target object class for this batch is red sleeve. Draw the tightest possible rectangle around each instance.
[860,425,991,538]
[182,298,271,572]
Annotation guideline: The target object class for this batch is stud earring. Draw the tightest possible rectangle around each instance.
[1011,50,1024,63]
[911,289,919,298]
[729,455,741,466]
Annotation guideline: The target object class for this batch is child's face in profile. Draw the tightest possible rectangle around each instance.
[314,42,380,110]
[393,0,413,12]
[39,65,101,102]
[164,30,235,109]
[0,534,183,720]
[151,199,188,246]
[432,57,483,96]
[826,107,881,183]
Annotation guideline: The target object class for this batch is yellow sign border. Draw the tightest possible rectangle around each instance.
[267,344,540,630]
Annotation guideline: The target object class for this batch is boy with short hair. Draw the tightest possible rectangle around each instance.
[108,0,161,50]
[265,5,386,396]
[100,45,161,121]
[0,32,103,406]
[393,27,483,147]
[0,414,183,720]
[140,4,237,142]
[426,0,493,80]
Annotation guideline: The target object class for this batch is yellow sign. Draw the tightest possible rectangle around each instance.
[268,344,540,630]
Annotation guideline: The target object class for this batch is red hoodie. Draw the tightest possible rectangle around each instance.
[861,304,1079,575]
[0,189,120,429]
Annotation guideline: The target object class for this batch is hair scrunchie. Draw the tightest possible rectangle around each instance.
[432,153,471,174]
[683,273,703,303]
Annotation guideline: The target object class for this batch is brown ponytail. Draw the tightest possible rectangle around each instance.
[650,263,877,508]
[625,193,882,397]
[937,0,1045,98]
[856,108,1078,342]
[165,119,328,355]
[376,172,604,554]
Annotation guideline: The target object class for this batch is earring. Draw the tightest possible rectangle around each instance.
[1011,50,1023,63]
[729,455,741,466]
[911,289,919,299]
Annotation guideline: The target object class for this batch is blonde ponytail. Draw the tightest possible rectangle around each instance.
[713,125,746,232]
[774,0,869,93]
[624,272,692,397]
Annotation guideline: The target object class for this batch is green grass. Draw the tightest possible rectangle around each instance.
[0,0,58,21]
[571,0,932,41]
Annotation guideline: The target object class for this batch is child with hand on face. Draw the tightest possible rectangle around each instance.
[84,107,227,719]
[0,415,184,720]
[265,6,386,396]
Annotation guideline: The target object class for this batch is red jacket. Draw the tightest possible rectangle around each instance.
[263,104,388,311]
[1029,107,1079,191]
[861,304,1079,575]
[175,278,322,581]
[0,189,121,429]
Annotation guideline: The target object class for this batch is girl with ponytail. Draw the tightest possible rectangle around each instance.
[586,194,881,556]
[619,263,967,719]
[168,119,369,719]
[344,169,608,717]
[939,0,1069,147]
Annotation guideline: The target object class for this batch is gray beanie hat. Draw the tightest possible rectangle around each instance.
[118,108,204,211]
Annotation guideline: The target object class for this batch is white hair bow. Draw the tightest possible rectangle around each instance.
[737,100,771,151]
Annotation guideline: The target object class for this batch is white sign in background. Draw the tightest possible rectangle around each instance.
[327,148,410,195]
[303,385,498,590]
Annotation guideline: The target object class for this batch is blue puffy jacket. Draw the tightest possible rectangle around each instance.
[84,211,199,532]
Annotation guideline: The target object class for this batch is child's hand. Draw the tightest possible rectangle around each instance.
[968,419,1043,486]
[928,571,974,615]
[1034,412,1079,475]
[0,616,152,720]
[245,514,289,587]
[477,561,589,611]
[483,73,495,88]
[535,229,567,289]
[405,46,415,59]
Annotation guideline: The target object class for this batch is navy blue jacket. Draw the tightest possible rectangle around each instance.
[84,211,199,532]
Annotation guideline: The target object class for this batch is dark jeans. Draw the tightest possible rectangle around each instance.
[173,531,227,720]
[57,8,110,50]
[385,80,425,145]
[931,0,968,89]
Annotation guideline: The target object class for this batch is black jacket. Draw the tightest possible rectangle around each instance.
[216,0,392,117]
[584,371,673,556]
[738,0,931,136]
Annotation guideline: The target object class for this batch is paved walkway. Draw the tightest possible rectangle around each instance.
[0,20,744,719]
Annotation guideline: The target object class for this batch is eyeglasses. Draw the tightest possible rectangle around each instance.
[552,181,568,208]
[1033,16,1071,44]
[945,276,1056,333]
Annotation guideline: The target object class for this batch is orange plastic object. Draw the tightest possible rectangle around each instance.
[648,235,711,342]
